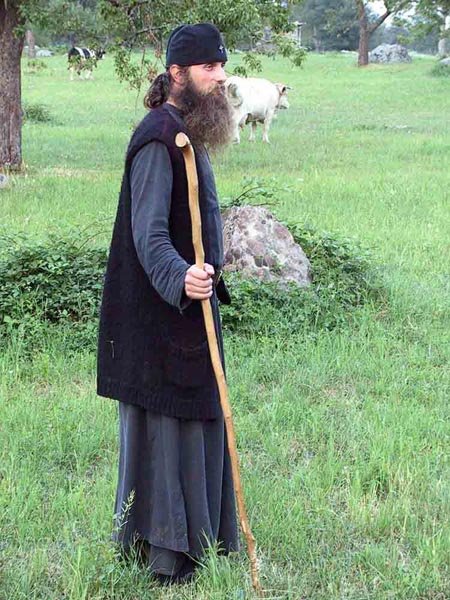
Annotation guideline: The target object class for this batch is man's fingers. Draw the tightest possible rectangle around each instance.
[186,283,212,295]
[184,263,215,300]
[204,263,215,276]
[185,274,212,289]
[186,264,215,280]
[187,266,209,280]
[185,282,213,299]
[186,290,213,300]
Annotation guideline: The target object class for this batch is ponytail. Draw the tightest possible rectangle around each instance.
[144,71,171,109]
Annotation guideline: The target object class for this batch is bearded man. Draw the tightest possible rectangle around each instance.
[97,23,239,584]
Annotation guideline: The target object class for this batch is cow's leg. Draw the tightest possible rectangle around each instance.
[69,66,74,81]
[85,69,92,80]
[232,119,241,144]
[249,122,257,142]
[262,110,275,143]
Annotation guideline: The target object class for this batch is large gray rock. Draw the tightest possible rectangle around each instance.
[36,49,53,57]
[439,57,450,66]
[222,206,312,288]
[369,44,412,64]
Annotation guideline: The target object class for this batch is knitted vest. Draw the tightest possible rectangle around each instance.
[97,104,223,420]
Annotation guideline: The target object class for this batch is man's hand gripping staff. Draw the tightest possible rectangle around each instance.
[185,263,215,300]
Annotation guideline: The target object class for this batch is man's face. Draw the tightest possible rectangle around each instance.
[169,61,233,151]
[187,62,227,95]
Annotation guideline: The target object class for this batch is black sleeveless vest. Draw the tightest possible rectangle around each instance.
[97,104,223,420]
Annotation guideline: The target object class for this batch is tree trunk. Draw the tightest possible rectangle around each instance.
[438,15,450,57]
[355,1,391,67]
[0,2,25,171]
[26,29,36,58]
[356,0,369,66]
[312,25,323,53]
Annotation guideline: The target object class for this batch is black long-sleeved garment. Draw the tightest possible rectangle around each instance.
[130,141,189,310]
[130,134,224,310]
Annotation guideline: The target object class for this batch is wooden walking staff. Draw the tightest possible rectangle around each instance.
[175,132,262,595]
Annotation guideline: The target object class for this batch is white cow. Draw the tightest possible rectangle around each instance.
[225,76,290,143]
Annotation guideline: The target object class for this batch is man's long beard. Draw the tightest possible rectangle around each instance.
[172,78,234,152]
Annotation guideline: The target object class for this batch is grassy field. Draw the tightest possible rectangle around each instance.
[0,51,449,599]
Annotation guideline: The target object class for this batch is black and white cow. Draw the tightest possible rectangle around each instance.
[68,47,105,81]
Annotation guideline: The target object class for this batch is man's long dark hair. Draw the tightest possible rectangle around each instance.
[144,68,188,109]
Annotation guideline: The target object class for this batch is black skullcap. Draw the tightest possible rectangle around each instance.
[165,23,227,67]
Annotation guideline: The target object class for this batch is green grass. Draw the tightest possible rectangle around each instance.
[0,52,449,599]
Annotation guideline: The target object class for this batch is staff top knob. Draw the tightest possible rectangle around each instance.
[175,132,191,148]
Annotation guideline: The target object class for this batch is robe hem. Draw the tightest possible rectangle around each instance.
[97,377,222,421]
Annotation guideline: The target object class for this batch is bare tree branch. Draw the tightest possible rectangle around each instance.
[368,9,392,33]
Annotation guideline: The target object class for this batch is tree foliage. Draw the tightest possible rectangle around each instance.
[394,0,450,49]
[293,0,362,51]
[18,0,106,43]
[15,0,307,85]
[96,0,307,86]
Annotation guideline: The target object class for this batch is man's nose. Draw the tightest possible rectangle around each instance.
[215,66,226,84]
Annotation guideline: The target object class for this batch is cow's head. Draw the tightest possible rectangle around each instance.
[224,78,244,108]
[96,48,106,59]
[275,84,290,110]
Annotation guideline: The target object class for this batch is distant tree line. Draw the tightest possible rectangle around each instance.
[292,0,448,56]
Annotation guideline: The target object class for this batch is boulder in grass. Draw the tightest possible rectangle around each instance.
[36,49,53,57]
[222,205,312,288]
[439,57,450,66]
[369,44,412,64]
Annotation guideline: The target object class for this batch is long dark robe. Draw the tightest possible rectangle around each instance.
[113,401,239,576]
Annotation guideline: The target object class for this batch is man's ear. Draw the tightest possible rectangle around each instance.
[169,64,187,85]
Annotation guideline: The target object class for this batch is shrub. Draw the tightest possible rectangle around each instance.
[288,222,381,310]
[22,102,54,123]
[430,62,450,77]
[0,232,107,350]
[221,222,385,334]
[0,224,385,352]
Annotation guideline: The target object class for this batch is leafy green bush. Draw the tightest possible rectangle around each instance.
[22,102,54,123]
[289,222,381,309]
[221,222,385,334]
[0,224,385,352]
[430,62,450,77]
[0,232,106,350]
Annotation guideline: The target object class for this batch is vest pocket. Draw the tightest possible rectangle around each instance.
[164,337,210,388]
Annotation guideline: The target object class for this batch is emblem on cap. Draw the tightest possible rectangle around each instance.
[219,44,224,52]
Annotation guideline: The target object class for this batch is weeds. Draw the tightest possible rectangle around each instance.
[430,61,450,77]
[22,102,54,123]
